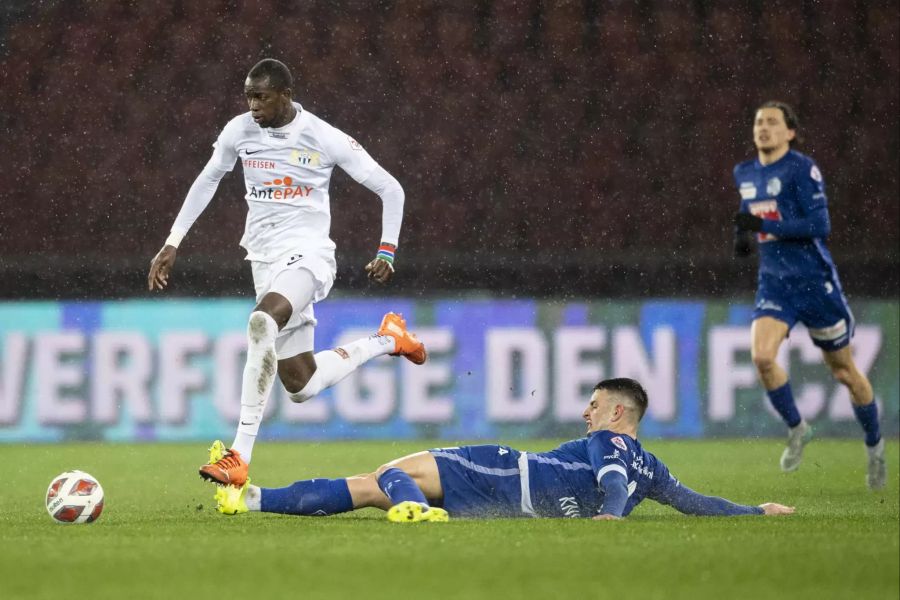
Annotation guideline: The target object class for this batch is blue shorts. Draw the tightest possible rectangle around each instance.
[753,275,855,352]
[429,445,529,518]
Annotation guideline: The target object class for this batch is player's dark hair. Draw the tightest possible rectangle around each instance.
[758,100,801,146]
[247,58,293,92]
[594,378,649,420]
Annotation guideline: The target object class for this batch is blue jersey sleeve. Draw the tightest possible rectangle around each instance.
[759,159,830,239]
[732,165,750,214]
[648,471,764,516]
[731,163,750,212]
[587,432,632,517]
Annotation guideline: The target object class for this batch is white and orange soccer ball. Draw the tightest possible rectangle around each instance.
[45,471,104,524]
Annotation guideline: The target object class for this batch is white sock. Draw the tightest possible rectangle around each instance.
[867,438,885,457]
[245,485,262,511]
[289,334,394,403]
[790,420,809,433]
[231,311,279,462]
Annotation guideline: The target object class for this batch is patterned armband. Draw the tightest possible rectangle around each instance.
[376,243,396,265]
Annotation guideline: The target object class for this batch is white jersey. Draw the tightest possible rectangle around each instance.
[208,102,379,263]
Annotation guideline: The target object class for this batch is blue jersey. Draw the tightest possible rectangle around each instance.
[430,433,763,518]
[525,431,674,518]
[733,149,839,281]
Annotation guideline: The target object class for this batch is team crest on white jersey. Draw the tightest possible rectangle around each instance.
[739,182,757,200]
[766,177,782,196]
[289,149,321,167]
[610,436,627,451]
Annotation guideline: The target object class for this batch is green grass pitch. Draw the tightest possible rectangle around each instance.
[1,439,897,600]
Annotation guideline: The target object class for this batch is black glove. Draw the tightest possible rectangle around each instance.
[733,212,764,232]
[733,230,754,257]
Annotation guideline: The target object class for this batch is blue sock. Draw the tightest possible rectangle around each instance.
[260,478,353,516]
[852,402,881,447]
[767,382,802,428]
[377,467,428,506]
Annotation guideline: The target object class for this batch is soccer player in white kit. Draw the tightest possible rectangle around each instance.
[147,59,426,487]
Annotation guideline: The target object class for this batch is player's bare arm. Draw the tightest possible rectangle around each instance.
[148,244,177,291]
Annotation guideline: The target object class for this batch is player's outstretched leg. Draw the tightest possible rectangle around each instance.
[215,451,448,521]
[216,477,356,517]
[867,438,887,490]
[286,312,427,404]
[200,440,249,486]
[780,420,813,473]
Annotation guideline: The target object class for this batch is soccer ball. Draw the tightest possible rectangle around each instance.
[45,471,104,524]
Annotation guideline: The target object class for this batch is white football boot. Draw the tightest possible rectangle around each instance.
[780,420,813,473]
[866,438,887,490]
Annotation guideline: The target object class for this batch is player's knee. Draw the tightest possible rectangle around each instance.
[751,352,777,374]
[284,361,320,400]
[285,373,316,401]
[374,463,408,480]
[347,473,391,509]
[829,365,855,387]
[280,353,318,399]
[247,311,277,345]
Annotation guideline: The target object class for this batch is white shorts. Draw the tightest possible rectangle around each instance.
[250,251,336,359]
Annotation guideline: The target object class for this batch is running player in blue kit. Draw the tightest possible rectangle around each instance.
[732,101,885,489]
[214,378,794,521]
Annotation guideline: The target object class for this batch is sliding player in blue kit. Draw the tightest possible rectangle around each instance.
[214,378,794,521]
[732,101,885,489]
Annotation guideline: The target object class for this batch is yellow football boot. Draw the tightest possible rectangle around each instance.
[386,501,449,523]
[215,479,250,516]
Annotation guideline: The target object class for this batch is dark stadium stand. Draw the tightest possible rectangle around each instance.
[1,0,897,298]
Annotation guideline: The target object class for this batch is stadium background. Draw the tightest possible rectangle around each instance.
[0,0,897,443]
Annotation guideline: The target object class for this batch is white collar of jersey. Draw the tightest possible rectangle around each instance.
[262,102,304,143]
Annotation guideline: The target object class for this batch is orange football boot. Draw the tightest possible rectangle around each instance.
[199,447,249,487]
[378,312,427,365]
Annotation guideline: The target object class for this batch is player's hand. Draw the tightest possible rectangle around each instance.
[365,257,394,284]
[734,230,754,257]
[733,212,764,232]
[759,503,795,516]
[592,514,623,521]
[148,245,177,291]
